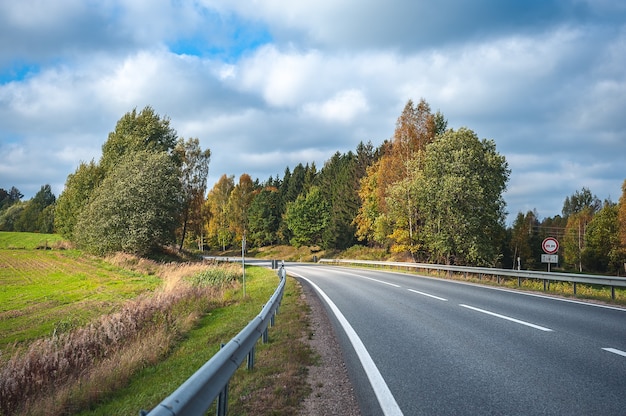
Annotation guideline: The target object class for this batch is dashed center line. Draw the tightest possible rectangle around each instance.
[357,275,401,288]
[602,348,626,358]
[407,289,448,301]
[460,304,553,332]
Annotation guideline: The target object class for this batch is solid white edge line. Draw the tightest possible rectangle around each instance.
[459,304,553,332]
[407,289,448,302]
[602,348,626,358]
[292,272,404,416]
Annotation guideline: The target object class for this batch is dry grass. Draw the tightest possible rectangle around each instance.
[0,255,240,416]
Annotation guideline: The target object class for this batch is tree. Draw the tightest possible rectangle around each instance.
[353,99,440,254]
[0,187,23,211]
[285,186,330,247]
[228,174,256,245]
[563,209,594,272]
[562,187,601,219]
[386,157,426,258]
[205,175,235,251]
[73,151,182,256]
[0,202,25,231]
[583,201,620,273]
[618,180,626,273]
[418,128,509,266]
[55,160,104,238]
[248,187,281,247]
[509,210,541,269]
[100,106,177,173]
[174,138,211,251]
[317,151,362,249]
[14,185,56,233]
[354,162,389,246]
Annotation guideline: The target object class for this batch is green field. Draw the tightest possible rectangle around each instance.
[0,232,160,347]
[0,232,66,250]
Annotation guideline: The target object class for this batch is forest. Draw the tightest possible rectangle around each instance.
[1,100,625,274]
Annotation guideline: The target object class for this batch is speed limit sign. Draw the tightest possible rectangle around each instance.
[542,237,559,254]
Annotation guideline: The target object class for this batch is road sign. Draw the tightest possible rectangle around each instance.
[541,254,558,264]
[542,237,559,254]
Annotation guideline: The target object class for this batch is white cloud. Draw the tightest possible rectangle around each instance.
[303,89,369,123]
[237,46,323,107]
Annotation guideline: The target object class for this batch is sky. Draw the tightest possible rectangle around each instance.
[1,0,625,225]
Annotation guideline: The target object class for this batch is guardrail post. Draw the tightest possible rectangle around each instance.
[217,343,229,416]
[517,276,521,287]
[611,286,615,300]
[247,346,255,370]
[217,384,228,416]
[262,327,269,344]
[573,282,577,295]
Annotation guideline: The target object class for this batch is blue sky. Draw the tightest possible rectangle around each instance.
[1,0,625,224]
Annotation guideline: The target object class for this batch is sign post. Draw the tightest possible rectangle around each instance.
[242,232,246,298]
[541,237,559,272]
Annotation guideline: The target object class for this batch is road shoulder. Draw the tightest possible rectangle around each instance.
[298,278,362,416]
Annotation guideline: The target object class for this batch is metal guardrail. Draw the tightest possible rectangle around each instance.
[142,266,287,416]
[318,259,626,299]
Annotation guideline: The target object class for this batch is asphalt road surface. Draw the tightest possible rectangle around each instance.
[288,263,626,416]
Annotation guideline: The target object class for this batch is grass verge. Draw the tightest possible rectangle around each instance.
[80,269,314,416]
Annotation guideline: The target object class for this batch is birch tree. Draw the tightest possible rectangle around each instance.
[205,175,234,251]
[174,138,211,251]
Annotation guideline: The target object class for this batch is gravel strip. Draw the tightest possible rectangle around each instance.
[298,278,362,416]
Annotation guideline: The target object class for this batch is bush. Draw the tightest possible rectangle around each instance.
[73,151,182,256]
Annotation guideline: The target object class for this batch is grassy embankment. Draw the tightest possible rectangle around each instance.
[0,232,314,415]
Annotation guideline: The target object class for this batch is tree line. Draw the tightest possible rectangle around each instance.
[1,107,210,257]
[1,100,625,274]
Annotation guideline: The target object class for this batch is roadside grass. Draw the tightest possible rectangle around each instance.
[80,268,314,416]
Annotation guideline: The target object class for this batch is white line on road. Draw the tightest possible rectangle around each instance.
[359,275,401,287]
[407,289,448,301]
[459,304,553,332]
[334,270,401,288]
[602,348,626,358]
[293,272,404,416]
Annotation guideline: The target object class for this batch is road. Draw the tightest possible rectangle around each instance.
[288,263,626,416]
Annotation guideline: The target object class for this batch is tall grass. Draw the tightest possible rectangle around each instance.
[0,260,241,416]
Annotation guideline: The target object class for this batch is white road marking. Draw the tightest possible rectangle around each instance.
[407,289,448,301]
[333,269,401,288]
[360,275,401,287]
[293,272,404,416]
[602,348,626,358]
[459,304,553,332]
